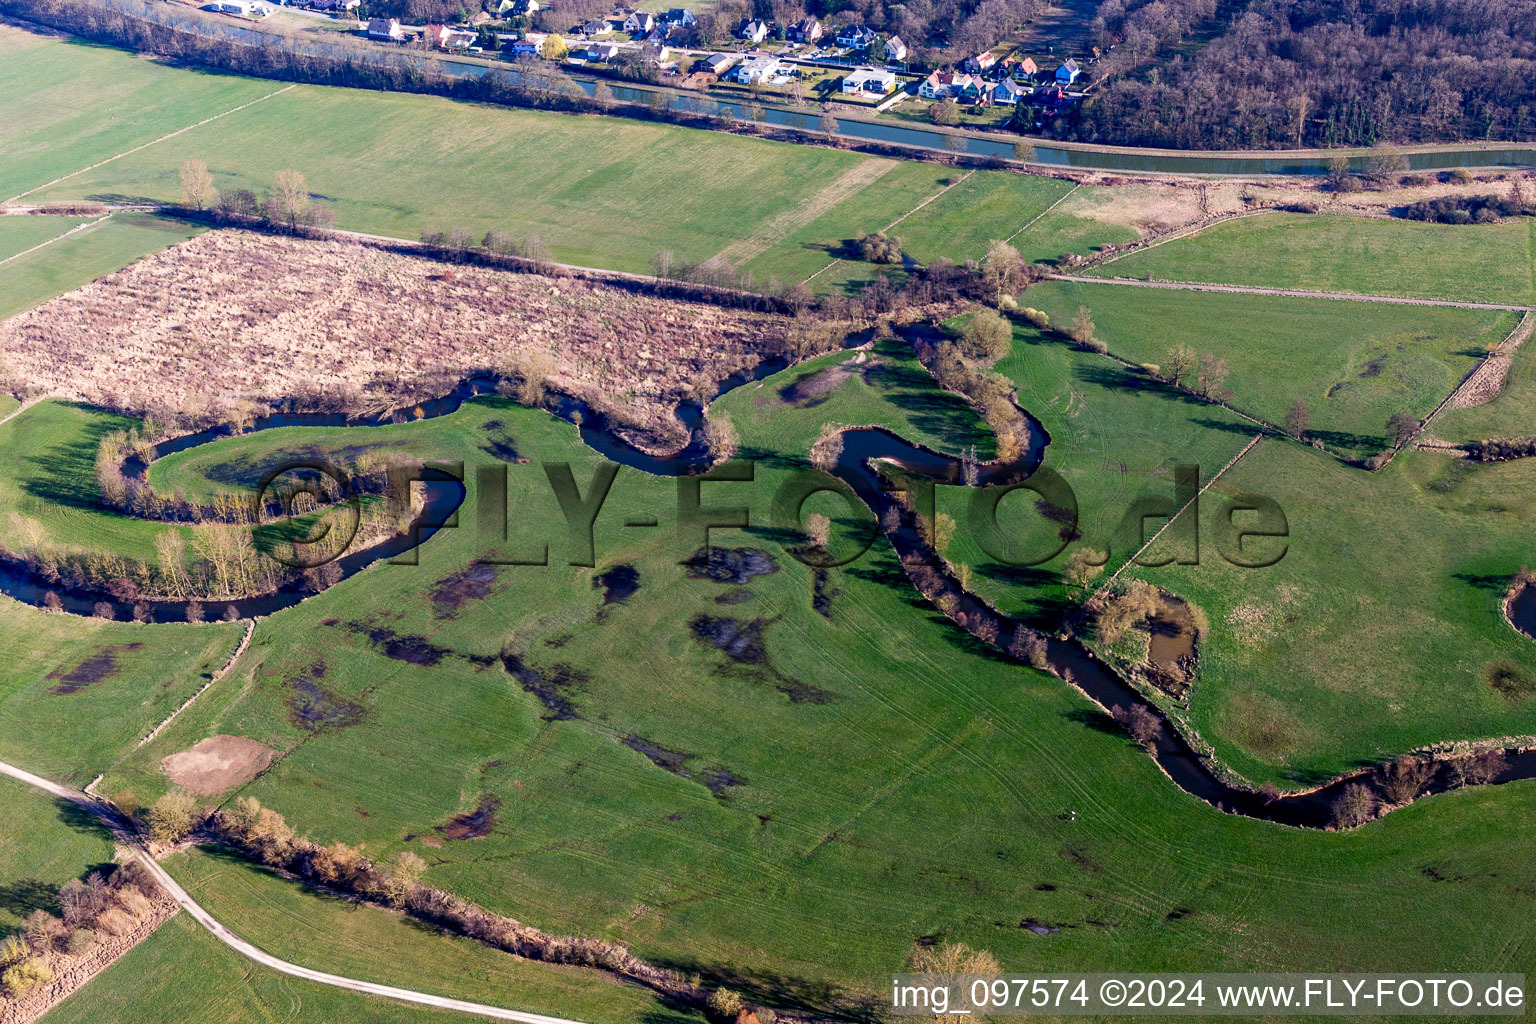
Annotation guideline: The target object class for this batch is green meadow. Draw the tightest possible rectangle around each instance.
[1090,212,1536,306]
[1024,280,1515,458]
[0,777,115,937]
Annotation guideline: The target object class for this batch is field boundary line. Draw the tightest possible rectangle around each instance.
[1101,432,1265,589]
[1048,273,1536,312]
[0,758,591,1024]
[1002,181,1081,245]
[799,169,977,286]
[1079,207,1279,271]
[138,618,256,747]
[2,84,297,206]
[0,214,111,268]
[713,158,898,267]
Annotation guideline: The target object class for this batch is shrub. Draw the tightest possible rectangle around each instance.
[855,231,903,264]
[961,308,1013,361]
[1,958,53,998]
[707,988,744,1020]
[66,928,97,954]
[147,789,199,843]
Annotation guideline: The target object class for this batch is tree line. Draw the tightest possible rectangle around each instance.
[1066,0,1536,149]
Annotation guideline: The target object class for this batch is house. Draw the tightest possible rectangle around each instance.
[841,67,897,95]
[662,8,695,26]
[1012,55,1038,81]
[577,19,608,36]
[700,51,734,74]
[426,23,477,48]
[469,10,492,26]
[1055,57,1080,85]
[366,16,403,39]
[991,77,1024,105]
[881,34,907,61]
[623,10,654,33]
[640,38,671,62]
[501,0,539,14]
[918,70,981,101]
[585,41,621,60]
[787,17,821,43]
[963,50,995,73]
[510,30,548,53]
[836,24,875,49]
[738,18,768,43]
[732,53,784,84]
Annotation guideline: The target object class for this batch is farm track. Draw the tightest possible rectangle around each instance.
[1049,272,1536,312]
[0,758,591,1024]
[0,214,110,268]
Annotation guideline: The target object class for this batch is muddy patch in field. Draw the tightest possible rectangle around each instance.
[621,735,745,797]
[438,795,500,840]
[714,589,755,605]
[347,622,452,665]
[286,661,366,733]
[1486,657,1536,703]
[46,643,144,694]
[684,547,780,585]
[812,569,839,618]
[162,735,276,797]
[430,564,502,616]
[501,652,584,720]
[594,564,640,606]
[777,354,866,407]
[689,615,833,704]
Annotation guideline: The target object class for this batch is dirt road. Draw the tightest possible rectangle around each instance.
[0,759,588,1024]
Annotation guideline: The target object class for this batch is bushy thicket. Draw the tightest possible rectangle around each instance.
[1397,193,1532,224]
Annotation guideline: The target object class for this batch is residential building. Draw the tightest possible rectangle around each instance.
[738,18,768,43]
[623,10,655,33]
[510,30,548,54]
[733,53,785,83]
[787,17,822,43]
[578,19,608,36]
[836,24,875,49]
[1012,56,1038,80]
[662,7,696,26]
[881,35,907,61]
[991,77,1024,105]
[700,52,735,74]
[1055,57,1080,85]
[964,50,996,73]
[918,70,981,101]
[841,67,897,95]
[585,41,621,60]
[366,16,403,40]
[426,23,477,48]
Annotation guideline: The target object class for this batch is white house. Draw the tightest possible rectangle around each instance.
[918,70,981,101]
[881,34,907,61]
[585,41,621,60]
[836,24,874,48]
[426,23,477,48]
[963,50,996,73]
[842,67,897,95]
[663,7,696,26]
[738,18,768,43]
[991,77,1024,105]
[701,51,734,74]
[1012,56,1039,80]
[733,53,784,84]
[366,16,403,39]
[623,10,655,33]
[787,16,821,43]
[1055,57,1080,85]
[510,30,548,54]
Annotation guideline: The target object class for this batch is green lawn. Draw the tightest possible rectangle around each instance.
[0,213,203,322]
[166,848,703,1024]
[0,598,242,786]
[1132,439,1536,787]
[893,171,1072,266]
[0,777,116,938]
[1023,280,1515,458]
[0,24,278,203]
[1089,213,1536,306]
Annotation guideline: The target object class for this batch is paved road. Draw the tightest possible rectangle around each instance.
[0,759,587,1024]
[1048,273,1536,312]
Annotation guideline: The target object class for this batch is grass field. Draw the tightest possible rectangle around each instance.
[43,912,609,1024]
[0,598,242,786]
[1089,212,1536,306]
[0,399,195,561]
[1022,280,1515,458]
[71,357,1536,1015]
[0,215,90,261]
[0,213,203,322]
[1431,325,1536,443]
[1132,439,1536,786]
[0,24,1109,295]
[166,848,703,1024]
[0,777,115,938]
[0,27,279,204]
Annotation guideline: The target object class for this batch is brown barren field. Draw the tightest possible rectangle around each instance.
[0,230,793,442]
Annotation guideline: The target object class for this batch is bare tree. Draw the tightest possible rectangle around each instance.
[267,169,311,232]
[1380,756,1435,806]
[1285,398,1311,440]
[178,159,216,210]
[1164,343,1195,386]
[1113,703,1161,747]
[809,422,844,472]
[1387,410,1419,448]
[1196,353,1231,400]
[1332,782,1377,828]
[704,412,739,459]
